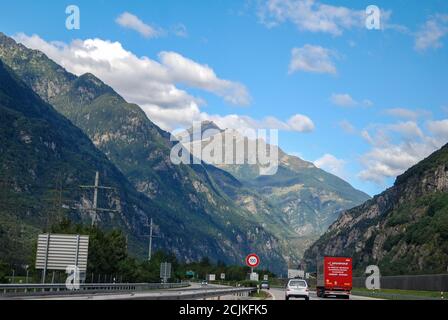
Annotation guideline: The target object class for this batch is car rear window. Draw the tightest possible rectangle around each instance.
[289,280,307,288]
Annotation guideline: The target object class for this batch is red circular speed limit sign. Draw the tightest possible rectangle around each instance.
[245,253,260,268]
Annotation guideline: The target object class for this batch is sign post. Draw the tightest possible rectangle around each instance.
[160,262,172,283]
[245,253,260,281]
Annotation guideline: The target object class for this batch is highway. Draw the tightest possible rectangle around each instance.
[2,282,381,300]
[267,287,381,300]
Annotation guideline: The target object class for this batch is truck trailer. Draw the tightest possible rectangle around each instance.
[316,256,352,299]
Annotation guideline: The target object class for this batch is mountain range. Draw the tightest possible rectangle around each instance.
[0,32,370,272]
[0,36,284,265]
[180,123,370,253]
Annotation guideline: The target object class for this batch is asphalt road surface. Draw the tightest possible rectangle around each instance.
[6,283,380,300]
[267,287,380,300]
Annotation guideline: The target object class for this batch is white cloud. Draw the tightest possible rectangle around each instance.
[358,141,437,183]
[14,33,313,134]
[330,93,356,107]
[427,119,448,140]
[289,45,337,74]
[358,119,448,184]
[116,12,161,38]
[158,51,251,105]
[258,0,365,36]
[415,14,448,51]
[384,108,432,122]
[206,113,314,133]
[286,114,315,132]
[314,154,346,178]
[330,93,373,107]
[384,108,419,120]
[14,34,249,109]
[388,121,424,140]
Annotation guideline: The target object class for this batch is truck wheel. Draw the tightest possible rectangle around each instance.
[317,289,324,298]
[285,296,289,301]
[305,297,310,301]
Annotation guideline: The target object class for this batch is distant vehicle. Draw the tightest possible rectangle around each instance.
[260,281,270,290]
[285,279,309,300]
[200,280,208,286]
[316,256,352,299]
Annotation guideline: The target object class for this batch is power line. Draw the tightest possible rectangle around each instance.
[80,171,119,227]
[143,216,159,261]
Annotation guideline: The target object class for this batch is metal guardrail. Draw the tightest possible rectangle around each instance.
[0,282,189,297]
[0,283,256,300]
[129,287,257,300]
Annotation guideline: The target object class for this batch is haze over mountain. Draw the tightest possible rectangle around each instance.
[180,121,371,256]
[304,143,448,275]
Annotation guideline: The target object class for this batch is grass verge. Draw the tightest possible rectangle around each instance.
[352,287,445,300]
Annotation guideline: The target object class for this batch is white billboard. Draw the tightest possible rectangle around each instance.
[288,269,305,279]
[250,272,259,281]
[35,234,89,272]
[160,262,172,280]
[207,274,216,281]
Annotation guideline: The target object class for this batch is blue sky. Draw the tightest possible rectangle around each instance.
[1,0,448,196]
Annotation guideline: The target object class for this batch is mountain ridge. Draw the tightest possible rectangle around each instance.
[0,58,189,265]
[304,143,448,275]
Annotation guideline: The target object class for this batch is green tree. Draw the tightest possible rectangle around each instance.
[0,260,9,283]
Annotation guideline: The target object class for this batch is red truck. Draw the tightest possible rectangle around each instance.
[316,256,352,299]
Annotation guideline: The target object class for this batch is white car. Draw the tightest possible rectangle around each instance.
[285,279,310,300]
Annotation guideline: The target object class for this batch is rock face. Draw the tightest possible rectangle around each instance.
[304,144,448,275]
[0,33,290,272]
